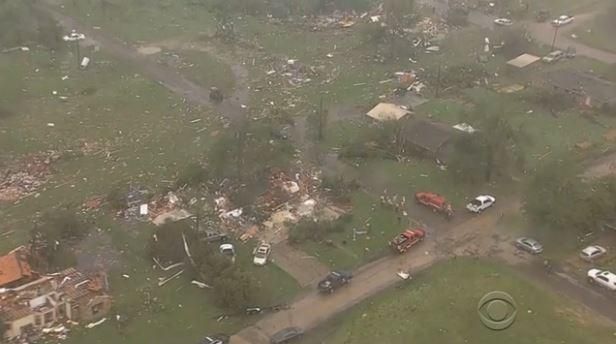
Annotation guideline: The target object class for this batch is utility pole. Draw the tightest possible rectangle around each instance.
[550,25,560,51]
[435,63,442,98]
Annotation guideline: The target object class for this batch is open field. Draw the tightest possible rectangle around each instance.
[298,258,616,344]
[0,44,299,342]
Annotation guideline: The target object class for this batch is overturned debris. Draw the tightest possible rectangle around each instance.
[0,151,61,203]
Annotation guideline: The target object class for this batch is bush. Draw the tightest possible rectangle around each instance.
[175,163,208,188]
[321,175,360,203]
[148,220,198,265]
[524,87,575,113]
[40,209,88,241]
[212,268,256,310]
[191,242,257,310]
[288,215,351,244]
[107,184,127,210]
[30,209,87,271]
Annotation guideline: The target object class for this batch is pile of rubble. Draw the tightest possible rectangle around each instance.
[0,151,60,203]
[307,10,359,31]
[212,168,336,243]
[264,57,319,87]
[410,17,449,50]
[117,186,193,226]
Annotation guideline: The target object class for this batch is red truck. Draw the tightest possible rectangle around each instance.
[389,228,426,254]
[415,192,454,220]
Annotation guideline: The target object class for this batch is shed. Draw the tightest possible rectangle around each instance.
[506,53,540,68]
[366,103,410,121]
[399,117,457,161]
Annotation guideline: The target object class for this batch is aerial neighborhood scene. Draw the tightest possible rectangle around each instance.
[2,0,616,343]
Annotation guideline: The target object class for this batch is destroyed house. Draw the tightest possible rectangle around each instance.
[545,70,616,111]
[399,117,457,162]
[0,267,112,340]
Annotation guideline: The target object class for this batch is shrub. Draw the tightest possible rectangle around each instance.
[175,163,208,188]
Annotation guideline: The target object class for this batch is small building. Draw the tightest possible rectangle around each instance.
[398,117,458,162]
[545,70,616,111]
[506,53,540,69]
[366,103,411,121]
[0,260,112,340]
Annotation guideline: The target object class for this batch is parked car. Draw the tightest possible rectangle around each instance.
[564,46,576,58]
[253,242,272,266]
[318,271,353,294]
[580,245,607,262]
[200,334,229,344]
[542,50,564,63]
[219,243,236,262]
[466,195,495,213]
[493,18,513,26]
[270,327,304,344]
[552,15,574,27]
[587,269,616,291]
[515,237,544,254]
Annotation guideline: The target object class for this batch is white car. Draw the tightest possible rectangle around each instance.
[253,242,272,266]
[466,195,496,213]
[542,50,564,63]
[494,18,513,26]
[515,237,544,254]
[551,15,574,27]
[219,243,236,263]
[580,245,607,262]
[587,269,616,291]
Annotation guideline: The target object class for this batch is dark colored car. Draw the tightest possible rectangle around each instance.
[318,271,353,294]
[270,327,304,344]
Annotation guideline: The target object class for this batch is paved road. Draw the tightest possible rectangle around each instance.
[419,0,616,64]
[527,13,616,64]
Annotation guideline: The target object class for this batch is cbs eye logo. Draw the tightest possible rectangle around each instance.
[477,291,517,330]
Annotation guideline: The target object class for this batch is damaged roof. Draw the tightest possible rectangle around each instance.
[400,117,456,154]
[0,248,32,287]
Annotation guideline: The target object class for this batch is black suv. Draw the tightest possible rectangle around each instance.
[317,271,353,294]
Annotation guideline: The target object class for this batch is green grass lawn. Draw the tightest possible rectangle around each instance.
[297,191,404,270]
[0,46,224,251]
[56,217,299,344]
[57,0,217,43]
[1,46,300,343]
[299,258,616,344]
